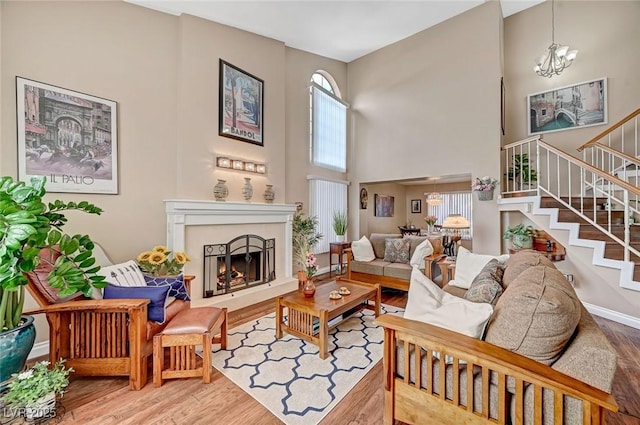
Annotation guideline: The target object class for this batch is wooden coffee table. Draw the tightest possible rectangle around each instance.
[275,278,380,359]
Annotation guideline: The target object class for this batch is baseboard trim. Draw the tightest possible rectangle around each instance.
[28,340,50,360]
[583,302,640,330]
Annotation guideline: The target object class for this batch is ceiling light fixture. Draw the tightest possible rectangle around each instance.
[534,0,578,78]
[426,179,442,206]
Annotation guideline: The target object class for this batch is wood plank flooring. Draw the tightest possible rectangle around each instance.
[35,274,640,425]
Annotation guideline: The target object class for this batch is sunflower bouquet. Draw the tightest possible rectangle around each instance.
[136,245,191,276]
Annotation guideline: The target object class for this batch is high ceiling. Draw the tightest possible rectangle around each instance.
[125,0,544,62]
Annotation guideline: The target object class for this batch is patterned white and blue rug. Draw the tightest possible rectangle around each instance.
[211,303,404,425]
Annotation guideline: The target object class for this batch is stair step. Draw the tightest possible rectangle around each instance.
[578,224,640,242]
[540,197,640,282]
[558,209,625,225]
[540,196,608,210]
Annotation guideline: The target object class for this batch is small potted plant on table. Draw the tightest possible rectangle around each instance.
[504,224,536,250]
[332,211,348,242]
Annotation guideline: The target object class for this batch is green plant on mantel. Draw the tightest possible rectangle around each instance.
[0,176,106,331]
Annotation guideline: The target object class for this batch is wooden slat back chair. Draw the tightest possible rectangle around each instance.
[25,245,192,390]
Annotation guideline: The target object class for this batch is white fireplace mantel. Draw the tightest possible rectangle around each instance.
[164,199,298,279]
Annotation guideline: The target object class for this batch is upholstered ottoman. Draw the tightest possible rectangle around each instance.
[153,306,227,387]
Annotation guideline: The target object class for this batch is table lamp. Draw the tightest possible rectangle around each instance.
[441,214,470,257]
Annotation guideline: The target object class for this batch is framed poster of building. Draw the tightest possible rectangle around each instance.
[527,77,607,135]
[16,77,118,194]
[219,59,264,146]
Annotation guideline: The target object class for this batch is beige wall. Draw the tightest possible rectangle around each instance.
[504,1,640,150]
[347,1,504,256]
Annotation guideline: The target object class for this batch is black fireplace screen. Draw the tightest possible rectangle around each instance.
[203,234,275,297]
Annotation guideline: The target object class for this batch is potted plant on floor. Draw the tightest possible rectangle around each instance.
[1,359,73,420]
[0,176,105,385]
[332,211,348,242]
[503,224,536,249]
[292,213,322,285]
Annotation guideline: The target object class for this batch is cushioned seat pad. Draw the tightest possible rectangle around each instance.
[163,307,225,334]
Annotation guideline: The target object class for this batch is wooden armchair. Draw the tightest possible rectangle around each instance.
[24,245,192,390]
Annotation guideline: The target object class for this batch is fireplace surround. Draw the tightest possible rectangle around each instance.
[164,200,298,310]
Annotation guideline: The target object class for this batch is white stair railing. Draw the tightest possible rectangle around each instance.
[502,137,640,262]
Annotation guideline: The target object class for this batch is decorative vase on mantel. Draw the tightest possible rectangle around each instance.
[303,279,316,298]
[263,184,275,203]
[214,179,229,202]
[242,178,253,202]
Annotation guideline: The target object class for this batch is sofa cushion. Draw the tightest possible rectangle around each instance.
[369,233,401,258]
[97,260,147,287]
[383,238,411,263]
[409,238,434,270]
[351,236,376,261]
[405,268,493,339]
[448,246,509,290]
[484,265,581,365]
[384,262,413,280]
[502,249,555,288]
[464,259,504,306]
[350,258,390,275]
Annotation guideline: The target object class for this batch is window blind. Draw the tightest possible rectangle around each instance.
[311,86,347,172]
[309,178,348,253]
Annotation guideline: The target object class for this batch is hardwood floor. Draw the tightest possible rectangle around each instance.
[37,274,640,425]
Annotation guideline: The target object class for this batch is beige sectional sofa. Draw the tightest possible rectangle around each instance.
[346,233,444,291]
[375,250,618,425]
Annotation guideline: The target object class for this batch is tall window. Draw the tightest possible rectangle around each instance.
[310,72,347,172]
[309,178,348,254]
[428,192,473,239]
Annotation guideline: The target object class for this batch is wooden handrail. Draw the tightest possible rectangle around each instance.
[584,141,640,167]
[502,135,543,150]
[577,108,640,152]
[539,140,640,197]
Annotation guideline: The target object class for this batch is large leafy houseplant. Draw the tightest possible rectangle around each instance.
[0,176,106,331]
[503,224,536,249]
[292,213,323,272]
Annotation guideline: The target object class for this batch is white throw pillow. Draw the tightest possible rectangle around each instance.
[409,238,434,270]
[351,236,376,262]
[404,268,493,339]
[448,246,509,290]
[96,260,147,287]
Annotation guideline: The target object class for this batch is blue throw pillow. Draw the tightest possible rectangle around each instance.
[144,274,190,301]
[103,284,171,323]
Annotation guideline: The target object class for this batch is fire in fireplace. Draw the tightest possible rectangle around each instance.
[203,234,275,297]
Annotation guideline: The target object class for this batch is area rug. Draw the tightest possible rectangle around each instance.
[210,303,404,425]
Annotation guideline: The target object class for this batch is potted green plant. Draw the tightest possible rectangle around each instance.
[506,154,538,191]
[503,224,536,249]
[0,176,105,383]
[332,211,348,242]
[1,359,73,420]
[292,213,322,282]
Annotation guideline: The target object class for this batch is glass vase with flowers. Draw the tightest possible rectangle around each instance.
[303,252,318,298]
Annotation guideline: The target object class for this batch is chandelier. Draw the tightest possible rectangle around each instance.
[534,0,578,78]
[426,180,442,206]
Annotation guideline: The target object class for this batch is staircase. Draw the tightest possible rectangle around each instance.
[500,108,640,295]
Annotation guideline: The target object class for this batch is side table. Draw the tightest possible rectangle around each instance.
[329,241,351,277]
[437,257,456,286]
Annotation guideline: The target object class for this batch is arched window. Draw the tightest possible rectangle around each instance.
[309,71,346,171]
[308,72,349,253]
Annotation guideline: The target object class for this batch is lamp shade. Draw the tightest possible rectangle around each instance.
[442,214,470,229]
